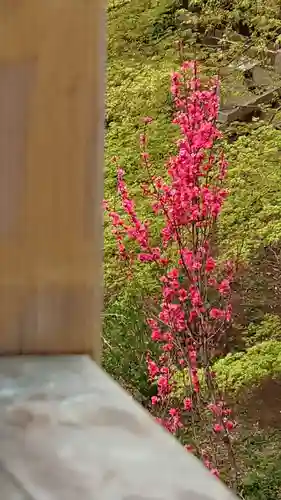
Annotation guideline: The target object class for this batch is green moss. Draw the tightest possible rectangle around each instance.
[245,314,281,348]
[104,0,184,394]
[105,1,281,492]
[241,449,281,500]
[219,126,281,259]
[192,0,281,46]
[105,1,281,403]
[173,340,281,399]
[214,340,281,394]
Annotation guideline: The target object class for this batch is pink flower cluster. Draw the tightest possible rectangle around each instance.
[105,61,236,479]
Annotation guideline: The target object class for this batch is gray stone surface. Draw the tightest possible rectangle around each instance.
[0,465,32,499]
[218,86,281,123]
[0,356,236,499]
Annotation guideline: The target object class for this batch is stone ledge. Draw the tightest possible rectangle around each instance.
[0,356,236,499]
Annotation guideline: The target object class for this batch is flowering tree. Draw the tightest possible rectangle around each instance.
[105,61,239,489]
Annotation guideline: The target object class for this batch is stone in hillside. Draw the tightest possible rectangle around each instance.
[228,58,258,74]
[218,86,281,124]
[252,66,275,88]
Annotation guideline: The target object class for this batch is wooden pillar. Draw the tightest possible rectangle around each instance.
[0,1,105,359]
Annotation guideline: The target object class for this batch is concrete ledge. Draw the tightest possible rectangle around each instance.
[0,356,236,499]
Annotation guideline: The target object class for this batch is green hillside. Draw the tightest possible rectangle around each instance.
[104,1,281,497]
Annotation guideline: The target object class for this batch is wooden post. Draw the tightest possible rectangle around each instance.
[0,1,105,359]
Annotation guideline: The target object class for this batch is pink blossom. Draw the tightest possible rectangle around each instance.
[157,374,171,397]
[188,309,198,322]
[162,343,173,352]
[147,359,159,380]
[213,423,223,433]
[151,329,162,341]
[105,60,236,479]
[167,268,179,280]
[225,420,235,431]
[147,318,158,329]
[209,308,225,320]
[167,408,182,432]
[208,278,217,287]
[205,257,216,272]
[169,408,178,417]
[218,279,231,296]
[226,304,232,322]
[189,286,203,307]
[139,253,154,262]
[178,288,188,302]
[184,398,192,411]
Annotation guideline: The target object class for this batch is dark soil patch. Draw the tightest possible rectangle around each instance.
[226,245,281,352]
[238,378,281,430]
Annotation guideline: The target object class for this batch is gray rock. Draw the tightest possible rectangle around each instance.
[0,356,237,500]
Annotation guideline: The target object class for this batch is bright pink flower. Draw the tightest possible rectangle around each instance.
[163,286,175,302]
[205,257,216,272]
[184,398,192,411]
[169,408,178,417]
[162,343,173,352]
[147,318,157,329]
[139,253,154,262]
[151,396,159,405]
[213,423,223,433]
[167,408,182,432]
[188,349,197,366]
[226,304,232,322]
[210,308,225,320]
[151,329,162,341]
[225,420,235,431]
[188,309,198,322]
[178,288,188,302]
[218,279,231,296]
[147,359,159,379]
[157,374,171,397]
[105,61,235,478]
[168,268,179,280]
[208,278,217,287]
[189,286,202,307]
